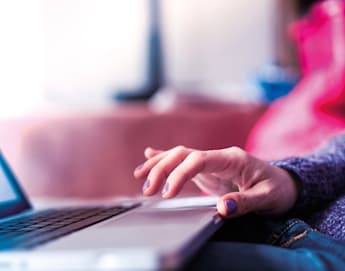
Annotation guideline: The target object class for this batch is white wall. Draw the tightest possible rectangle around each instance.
[42,0,150,104]
[0,0,275,113]
[163,0,275,91]
[0,0,44,115]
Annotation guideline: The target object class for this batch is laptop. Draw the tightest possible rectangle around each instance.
[0,151,223,270]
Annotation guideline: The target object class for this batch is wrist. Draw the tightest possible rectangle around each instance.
[278,167,303,212]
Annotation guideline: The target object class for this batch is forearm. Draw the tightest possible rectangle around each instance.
[270,133,345,213]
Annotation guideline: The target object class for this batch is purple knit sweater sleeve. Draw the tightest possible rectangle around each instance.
[270,133,345,240]
[271,133,345,212]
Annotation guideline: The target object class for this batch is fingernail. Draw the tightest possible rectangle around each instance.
[135,163,144,171]
[225,199,237,215]
[142,179,150,192]
[162,182,169,195]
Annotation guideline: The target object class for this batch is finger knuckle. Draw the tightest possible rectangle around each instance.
[228,146,249,164]
[187,151,204,162]
[228,146,245,156]
[172,145,187,155]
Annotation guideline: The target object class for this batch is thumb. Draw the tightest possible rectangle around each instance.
[217,191,263,218]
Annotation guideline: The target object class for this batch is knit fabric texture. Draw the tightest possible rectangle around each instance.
[271,133,345,241]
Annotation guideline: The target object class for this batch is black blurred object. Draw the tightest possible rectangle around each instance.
[298,0,320,14]
[211,214,271,243]
[114,0,164,101]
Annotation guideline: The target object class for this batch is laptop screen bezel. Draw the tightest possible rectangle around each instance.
[0,152,31,219]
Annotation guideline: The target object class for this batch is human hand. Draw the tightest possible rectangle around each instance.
[134,146,300,218]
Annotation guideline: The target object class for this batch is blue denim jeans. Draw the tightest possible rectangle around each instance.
[186,217,345,271]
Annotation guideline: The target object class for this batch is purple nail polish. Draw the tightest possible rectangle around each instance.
[135,164,144,171]
[142,179,150,192]
[162,182,169,195]
[225,199,237,215]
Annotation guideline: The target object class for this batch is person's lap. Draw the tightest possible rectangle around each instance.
[185,215,345,271]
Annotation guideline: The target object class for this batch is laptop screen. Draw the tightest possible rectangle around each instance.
[0,152,31,219]
[0,165,19,203]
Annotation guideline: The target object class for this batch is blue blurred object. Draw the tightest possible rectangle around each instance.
[256,64,300,103]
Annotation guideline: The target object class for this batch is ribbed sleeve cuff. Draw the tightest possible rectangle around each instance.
[270,157,318,214]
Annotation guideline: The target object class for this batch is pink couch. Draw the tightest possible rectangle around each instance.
[0,102,266,199]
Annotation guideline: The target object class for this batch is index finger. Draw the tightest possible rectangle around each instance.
[162,148,242,198]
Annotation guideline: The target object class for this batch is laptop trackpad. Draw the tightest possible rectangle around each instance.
[101,207,216,226]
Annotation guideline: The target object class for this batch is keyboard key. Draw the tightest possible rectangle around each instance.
[0,203,140,250]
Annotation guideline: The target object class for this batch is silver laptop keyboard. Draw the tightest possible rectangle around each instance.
[0,204,140,250]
